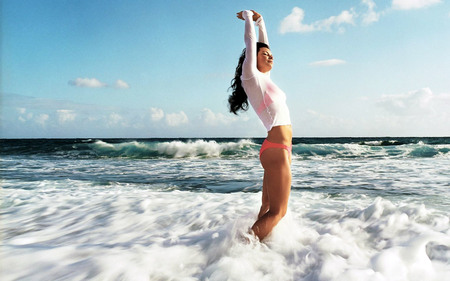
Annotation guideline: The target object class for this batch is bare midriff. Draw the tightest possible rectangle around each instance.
[266,125,292,146]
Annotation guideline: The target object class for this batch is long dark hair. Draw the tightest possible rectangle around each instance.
[228,42,270,115]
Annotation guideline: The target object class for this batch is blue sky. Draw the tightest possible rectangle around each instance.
[2,0,450,138]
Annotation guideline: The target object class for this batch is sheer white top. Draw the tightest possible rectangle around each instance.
[241,10,291,132]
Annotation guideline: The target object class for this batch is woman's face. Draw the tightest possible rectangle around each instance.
[257,47,273,73]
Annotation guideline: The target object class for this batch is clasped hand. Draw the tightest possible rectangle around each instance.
[236,10,261,21]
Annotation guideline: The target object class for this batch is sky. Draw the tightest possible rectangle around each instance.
[1,0,450,138]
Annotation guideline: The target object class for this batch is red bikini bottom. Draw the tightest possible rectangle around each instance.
[259,139,292,158]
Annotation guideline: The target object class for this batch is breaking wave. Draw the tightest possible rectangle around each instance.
[88,139,258,158]
[1,137,449,159]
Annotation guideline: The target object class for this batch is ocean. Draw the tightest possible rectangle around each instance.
[1,137,449,281]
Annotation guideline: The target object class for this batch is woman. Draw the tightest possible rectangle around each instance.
[229,10,292,241]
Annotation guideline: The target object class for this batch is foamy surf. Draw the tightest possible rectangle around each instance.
[2,138,449,160]
[1,184,449,281]
[86,139,258,159]
[1,137,449,280]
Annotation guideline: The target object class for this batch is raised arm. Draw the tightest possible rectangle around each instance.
[239,10,272,80]
[241,10,257,80]
[238,10,270,79]
[255,14,269,46]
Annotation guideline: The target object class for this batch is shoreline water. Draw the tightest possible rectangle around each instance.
[1,137,449,280]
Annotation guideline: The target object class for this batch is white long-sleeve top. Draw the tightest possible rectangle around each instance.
[241,10,291,132]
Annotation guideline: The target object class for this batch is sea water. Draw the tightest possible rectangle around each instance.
[1,137,449,281]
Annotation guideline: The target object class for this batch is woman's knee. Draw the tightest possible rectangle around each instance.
[279,205,288,217]
[270,204,288,219]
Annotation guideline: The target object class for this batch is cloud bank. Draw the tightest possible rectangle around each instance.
[150,107,164,121]
[279,7,355,34]
[309,59,347,67]
[3,87,448,138]
[376,87,449,116]
[362,0,381,25]
[69,77,130,89]
[392,0,442,10]
[69,78,107,88]
[165,111,189,127]
[57,109,76,124]
[114,79,130,89]
[280,0,442,34]
[3,93,259,138]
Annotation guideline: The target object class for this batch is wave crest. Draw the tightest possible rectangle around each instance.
[156,139,256,158]
[89,139,257,159]
[292,142,450,159]
[2,138,448,160]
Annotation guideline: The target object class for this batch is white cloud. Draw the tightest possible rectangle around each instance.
[68,78,130,89]
[150,107,164,121]
[280,0,442,34]
[316,10,355,31]
[114,79,130,89]
[306,109,345,124]
[35,114,49,126]
[301,109,358,136]
[107,112,124,127]
[392,0,442,10]
[57,109,76,124]
[309,59,347,67]
[362,0,380,24]
[69,77,107,88]
[200,108,241,126]
[16,107,33,122]
[373,89,450,136]
[165,111,188,127]
[17,107,27,114]
[376,88,449,116]
[279,7,317,33]
[280,7,355,34]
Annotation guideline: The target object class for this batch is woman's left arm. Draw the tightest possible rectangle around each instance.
[253,11,269,46]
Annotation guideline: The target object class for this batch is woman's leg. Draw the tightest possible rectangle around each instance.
[257,149,292,220]
[257,171,269,219]
[252,148,291,241]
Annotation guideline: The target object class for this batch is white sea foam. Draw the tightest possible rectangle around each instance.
[156,139,257,158]
[291,142,450,160]
[1,180,449,281]
[72,139,450,160]
[87,139,258,158]
[2,138,449,280]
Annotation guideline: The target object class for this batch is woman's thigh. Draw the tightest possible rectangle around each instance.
[260,148,291,211]
[262,171,269,205]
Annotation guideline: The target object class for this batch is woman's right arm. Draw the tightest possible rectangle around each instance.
[241,10,258,80]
